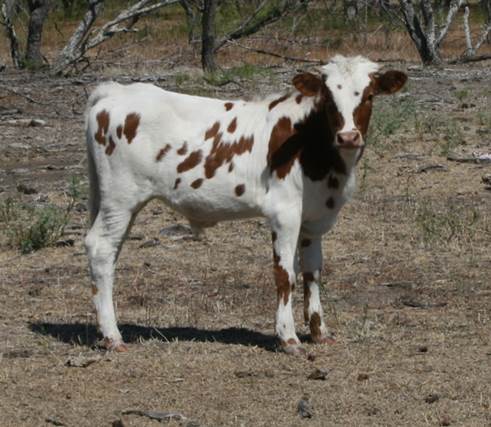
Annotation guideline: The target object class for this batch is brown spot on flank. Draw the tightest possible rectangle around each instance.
[177,150,202,173]
[224,102,234,111]
[269,94,289,111]
[326,197,335,209]
[173,178,181,189]
[191,178,203,189]
[204,134,254,179]
[301,238,311,248]
[235,184,245,196]
[105,135,116,155]
[310,312,322,340]
[327,175,339,189]
[91,284,98,296]
[205,122,220,140]
[227,117,237,133]
[295,94,303,104]
[123,112,140,144]
[94,110,110,145]
[177,142,188,155]
[156,144,171,161]
[116,125,123,139]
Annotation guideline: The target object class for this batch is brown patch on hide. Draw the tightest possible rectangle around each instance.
[224,102,234,111]
[191,178,203,189]
[295,94,303,104]
[156,144,171,161]
[123,113,140,144]
[269,94,289,111]
[177,142,188,155]
[227,117,237,133]
[116,125,123,139]
[204,133,254,179]
[205,122,220,140]
[173,178,181,189]
[267,117,298,179]
[274,262,291,306]
[353,85,375,137]
[234,184,245,196]
[309,312,322,340]
[105,136,116,155]
[94,110,110,145]
[177,150,203,173]
[228,162,234,173]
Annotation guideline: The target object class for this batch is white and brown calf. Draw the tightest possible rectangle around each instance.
[84,55,407,354]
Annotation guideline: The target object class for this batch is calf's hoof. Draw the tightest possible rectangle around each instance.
[101,337,128,352]
[312,334,336,345]
[281,338,306,356]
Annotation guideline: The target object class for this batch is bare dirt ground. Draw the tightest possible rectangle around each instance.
[0,59,490,427]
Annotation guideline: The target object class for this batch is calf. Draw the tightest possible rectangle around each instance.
[85,55,407,354]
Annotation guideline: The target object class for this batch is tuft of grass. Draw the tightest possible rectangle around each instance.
[367,96,416,148]
[415,200,480,248]
[440,122,465,156]
[0,177,81,254]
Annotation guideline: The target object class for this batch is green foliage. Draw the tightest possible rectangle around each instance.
[0,177,81,254]
[204,64,270,86]
[367,96,416,147]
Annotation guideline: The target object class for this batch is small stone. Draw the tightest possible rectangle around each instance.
[297,398,313,418]
[417,345,428,353]
[357,373,369,381]
[17,183,38,194]
[439,415,451,426]
[139,238,160,248]
[425,393,440,404]
[307,368,329,380]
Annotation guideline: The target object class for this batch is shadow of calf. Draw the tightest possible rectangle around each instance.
[29,322,279,352]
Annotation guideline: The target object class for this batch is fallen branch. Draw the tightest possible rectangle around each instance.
[122,409,187,423]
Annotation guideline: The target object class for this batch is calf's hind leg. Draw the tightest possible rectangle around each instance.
[85,207,134,351]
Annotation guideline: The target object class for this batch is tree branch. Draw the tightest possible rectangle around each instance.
[215,0,309,51]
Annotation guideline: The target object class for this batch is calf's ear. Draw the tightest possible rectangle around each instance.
[372,70,407,95]
[292,73,323,96]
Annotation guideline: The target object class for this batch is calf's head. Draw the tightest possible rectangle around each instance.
[293,56,407,153]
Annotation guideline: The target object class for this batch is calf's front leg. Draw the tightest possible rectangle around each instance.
[299,236,335,344]
[271,215,304,355]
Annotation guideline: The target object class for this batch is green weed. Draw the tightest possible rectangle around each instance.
[0,177,81,254]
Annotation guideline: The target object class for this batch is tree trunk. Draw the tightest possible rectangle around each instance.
[25,0,51,68]
[201,0,217,72]
[1,0,23,68]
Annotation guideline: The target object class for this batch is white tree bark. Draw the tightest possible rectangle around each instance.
[461,2,491,58]
[399,0,465,64]
[1,0,22,68]
[51,0,179,75]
